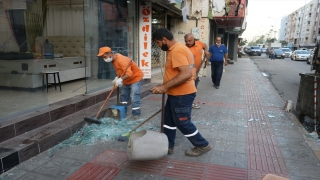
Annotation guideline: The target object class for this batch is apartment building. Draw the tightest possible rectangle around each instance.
[282,0,317,49]
[279,16,288,41]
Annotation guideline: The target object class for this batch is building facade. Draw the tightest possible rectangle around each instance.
[279,16,288,41]
[282,0,318,49]
[0,0,247,122]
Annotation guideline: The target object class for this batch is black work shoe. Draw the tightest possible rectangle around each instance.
[168,148,174,155]
[215,85,219,89]
[185,145,211,157]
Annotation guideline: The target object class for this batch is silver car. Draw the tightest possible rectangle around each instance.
[291,50,310,61]
[281,48,292,58]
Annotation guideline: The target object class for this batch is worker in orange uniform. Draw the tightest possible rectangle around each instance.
[184,33,210,109]
[97,47,144,120]
[151,28,211,157]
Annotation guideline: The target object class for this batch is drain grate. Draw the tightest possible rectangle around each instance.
[66,162,120,180]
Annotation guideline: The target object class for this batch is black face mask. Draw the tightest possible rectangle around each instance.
[161,43,169,51]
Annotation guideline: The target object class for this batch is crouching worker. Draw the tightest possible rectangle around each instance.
[151,28,211,157]
[97,47,144,120]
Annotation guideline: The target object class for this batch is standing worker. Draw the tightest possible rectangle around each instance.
[270,48,275,61]
[184,33,210,109]
[151,28,211,157]
[207,37,228,89]
[97,47,144,120]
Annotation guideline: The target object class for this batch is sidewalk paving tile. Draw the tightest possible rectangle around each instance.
[2,58,320,180]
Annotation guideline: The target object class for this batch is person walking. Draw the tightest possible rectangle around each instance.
[270,48,275,60]
[151,28,211,157]
[184,33,210,109]
[97,47,144,120]
[207,37,228,89]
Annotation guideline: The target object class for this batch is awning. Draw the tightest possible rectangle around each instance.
[213,16,244,29]
[144,0,182,17]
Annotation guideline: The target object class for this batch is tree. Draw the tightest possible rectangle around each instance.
[255,35,265,44]
[248,41,257,46]
[280,40,288,46]
[266,38,277,43]
[240,39,248,46]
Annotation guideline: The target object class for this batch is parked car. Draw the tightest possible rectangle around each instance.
[244,46,250,54]
[291,50,310,61]
[274,49,285,59]
[261,48,267,53]
[281,48,292,58]
[307,53,313,64]
[307,50,314,64]
[247,46,261,56]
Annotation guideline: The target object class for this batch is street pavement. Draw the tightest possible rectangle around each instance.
[1,57,320,180]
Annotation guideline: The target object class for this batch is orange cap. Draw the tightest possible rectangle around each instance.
[97,47,112,56]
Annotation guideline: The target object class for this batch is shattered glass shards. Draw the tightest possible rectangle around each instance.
[306,131,319,139]
[302,116,320,134]
[268,114,275,118]
[46,116,162,157]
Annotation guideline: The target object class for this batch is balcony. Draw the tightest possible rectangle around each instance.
[210,0,246,28]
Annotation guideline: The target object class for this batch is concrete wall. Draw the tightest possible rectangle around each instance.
[170,18,210,46]
[296,73,320,122]
[228,34,238,61]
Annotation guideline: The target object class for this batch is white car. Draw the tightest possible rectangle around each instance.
[291,50,310,61]
[281,48,292,58]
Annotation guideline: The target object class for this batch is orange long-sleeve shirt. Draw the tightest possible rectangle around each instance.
[112,54,144,85]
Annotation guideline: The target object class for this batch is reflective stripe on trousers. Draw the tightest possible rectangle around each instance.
[163,93,208,148]
[120,80,142,116]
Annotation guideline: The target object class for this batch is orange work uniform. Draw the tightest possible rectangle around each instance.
[164,42,196,95]
[112,54,144,85]
[186,40,206,71]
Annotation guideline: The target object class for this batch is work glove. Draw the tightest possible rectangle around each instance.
[112,77,119,85]
[115,78,123,87]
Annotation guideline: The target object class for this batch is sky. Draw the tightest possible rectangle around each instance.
[241,0,312,41]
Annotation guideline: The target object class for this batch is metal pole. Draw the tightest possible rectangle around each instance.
[314,76,317,133]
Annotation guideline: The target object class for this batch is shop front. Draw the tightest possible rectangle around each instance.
[0,0,139,122]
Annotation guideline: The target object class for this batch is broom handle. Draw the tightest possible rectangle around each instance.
[95,86,116,118]
[161,93,165,133]
[95,60,132,119]
[130,109,162,133]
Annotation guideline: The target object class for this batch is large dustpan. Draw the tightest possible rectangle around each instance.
[127,93,168,161]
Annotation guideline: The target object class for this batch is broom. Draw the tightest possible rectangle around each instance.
[117,108,162,142]
[84,60,132,124]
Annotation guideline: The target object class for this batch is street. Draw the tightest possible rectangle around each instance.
[249,53,314,111]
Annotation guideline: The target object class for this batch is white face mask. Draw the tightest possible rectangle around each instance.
[216,42,221,46]
[104,57,112,62]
